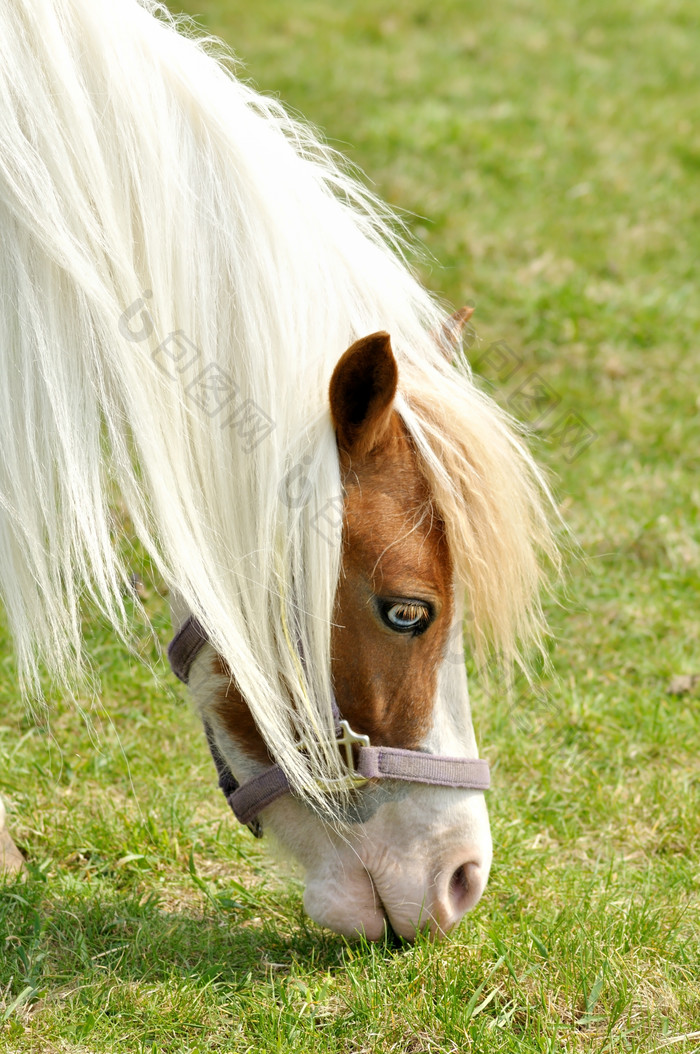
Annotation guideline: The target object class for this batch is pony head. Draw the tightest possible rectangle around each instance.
[188,326,551,939]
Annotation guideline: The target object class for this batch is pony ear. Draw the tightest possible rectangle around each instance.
[329,331,398,458]
[437,306,475,360]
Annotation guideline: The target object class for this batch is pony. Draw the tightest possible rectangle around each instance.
[0,0,557,940]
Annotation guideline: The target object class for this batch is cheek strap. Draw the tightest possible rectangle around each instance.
[168,615,490,835]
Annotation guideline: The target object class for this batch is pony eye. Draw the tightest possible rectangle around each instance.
[380,600,432,635]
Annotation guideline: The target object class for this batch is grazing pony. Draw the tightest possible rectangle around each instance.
[0,0,556,939]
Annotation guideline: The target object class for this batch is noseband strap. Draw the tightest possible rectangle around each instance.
[168,615,490,834]
[226,747,490,828]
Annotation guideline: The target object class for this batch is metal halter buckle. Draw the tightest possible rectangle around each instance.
[296,718,371,790]
[336,719,370,780]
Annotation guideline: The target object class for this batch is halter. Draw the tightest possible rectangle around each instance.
[168,615,490,837]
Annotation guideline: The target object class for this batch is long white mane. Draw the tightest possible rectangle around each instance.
[0,0,557,806]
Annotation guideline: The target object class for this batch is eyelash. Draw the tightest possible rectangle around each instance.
[379,599,433,635]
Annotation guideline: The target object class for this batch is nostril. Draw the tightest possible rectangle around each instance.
[449,864,470,910]
[448,861,483,916]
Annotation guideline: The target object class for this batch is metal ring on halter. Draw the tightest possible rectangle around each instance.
[296,720,371,790]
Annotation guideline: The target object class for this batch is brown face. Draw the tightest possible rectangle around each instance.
[215,331,453,764]
[331,412,453,749]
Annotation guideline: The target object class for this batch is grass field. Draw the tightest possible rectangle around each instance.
[1,0,699,1050]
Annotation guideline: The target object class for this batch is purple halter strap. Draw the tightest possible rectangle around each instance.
[168,615,490,835]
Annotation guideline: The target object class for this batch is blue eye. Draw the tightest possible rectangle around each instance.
[380,600,432,635]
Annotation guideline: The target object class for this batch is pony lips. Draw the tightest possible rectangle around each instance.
[0,0,558,940]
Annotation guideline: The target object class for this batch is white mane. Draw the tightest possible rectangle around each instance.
[0,0,557,808]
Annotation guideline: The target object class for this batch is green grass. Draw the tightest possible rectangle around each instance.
[2,0,699,1049]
